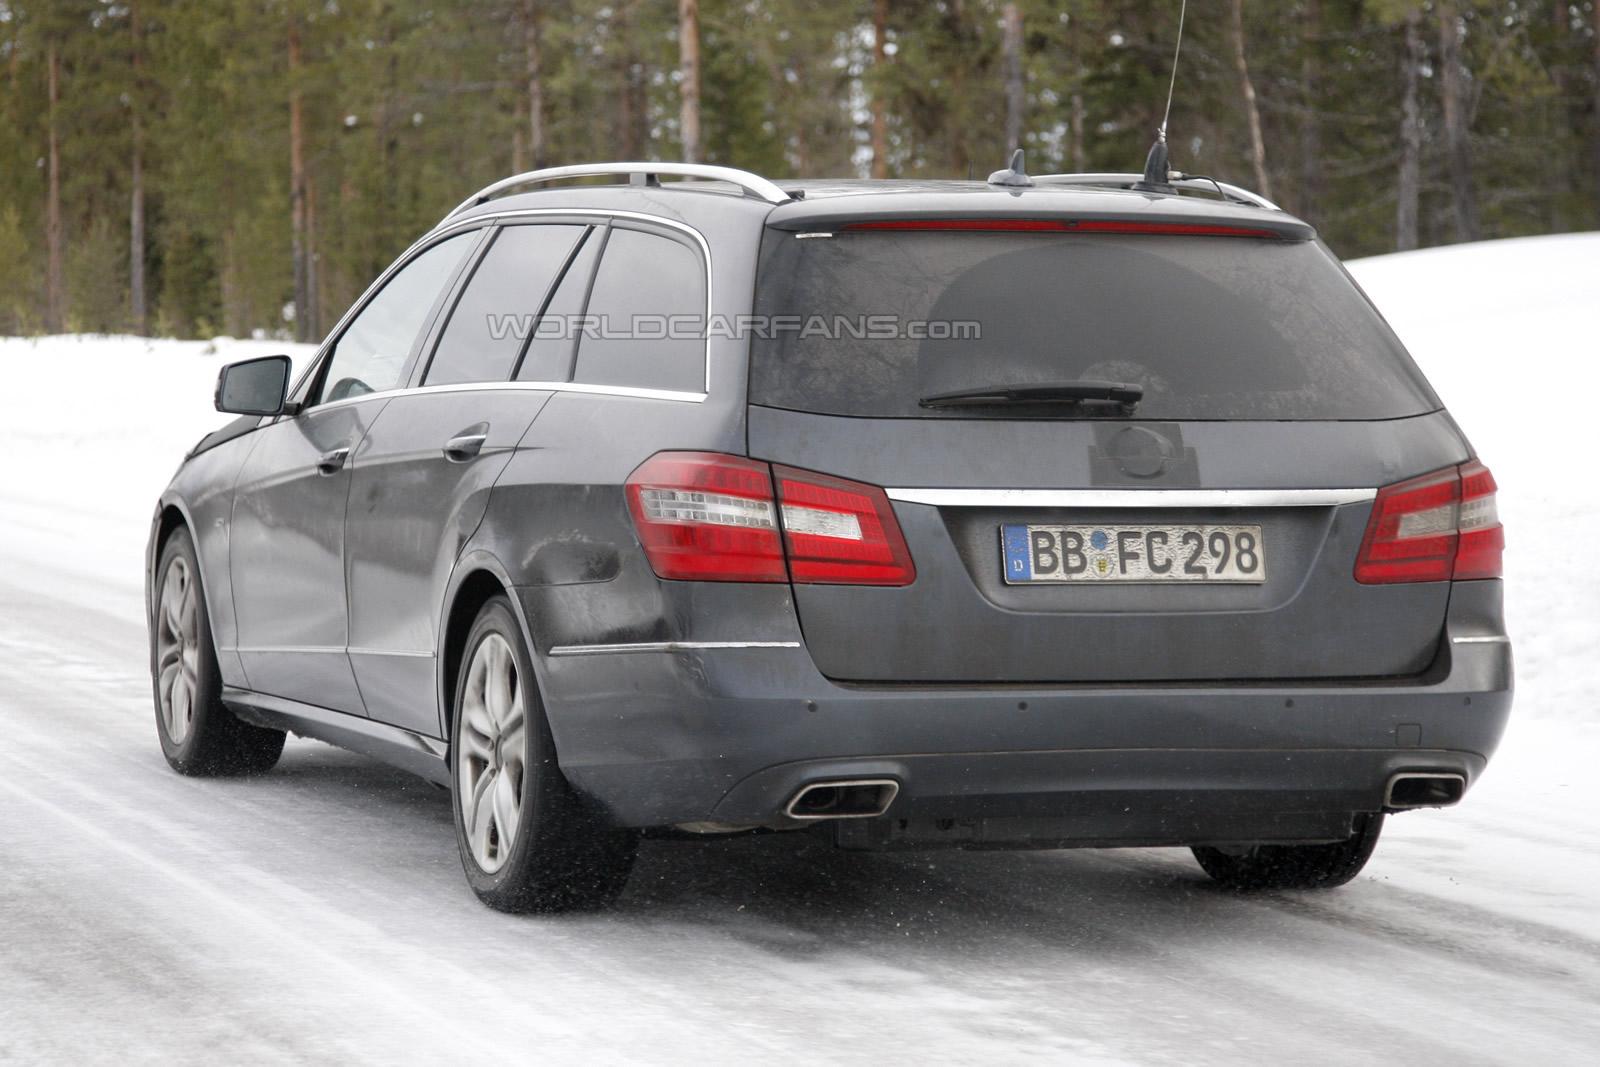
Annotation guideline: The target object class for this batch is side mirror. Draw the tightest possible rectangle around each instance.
[215,355,293,417]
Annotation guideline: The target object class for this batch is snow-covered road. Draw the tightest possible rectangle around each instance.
[3,575,1599,1063]
[3,235,1599,1062]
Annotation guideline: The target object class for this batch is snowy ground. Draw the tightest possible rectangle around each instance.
[1,235,1598,1063]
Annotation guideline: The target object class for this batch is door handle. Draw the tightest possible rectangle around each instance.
[443,432,488,463]
[316,447,351,475]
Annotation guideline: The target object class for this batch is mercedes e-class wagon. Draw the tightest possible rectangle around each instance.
[147,162,1512,911]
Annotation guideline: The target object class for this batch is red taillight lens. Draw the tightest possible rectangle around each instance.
[774,466,917,586]
[1453,461,1504,580]
[625,452,786,582]
[624,452,916,586]
[1355,461,1503,584]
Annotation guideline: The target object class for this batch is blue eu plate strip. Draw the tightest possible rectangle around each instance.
[1002,524,1032,582]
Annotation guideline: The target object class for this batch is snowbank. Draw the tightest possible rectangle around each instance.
[0,336,315,618]
[1348,233,1600,721]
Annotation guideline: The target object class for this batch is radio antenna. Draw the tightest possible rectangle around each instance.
[1160,0,1188,145]
[1138,0,1189,190]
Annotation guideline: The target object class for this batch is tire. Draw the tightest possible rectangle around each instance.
[1192,814,1384,891]
[151,527,286,776]
[450,597,637,913]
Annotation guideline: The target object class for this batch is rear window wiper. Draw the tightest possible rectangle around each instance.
[918,380,1144,410]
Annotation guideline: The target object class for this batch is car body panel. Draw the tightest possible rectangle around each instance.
[345,388,552,734]
[228,402,386,715]
[747,405,1469,682]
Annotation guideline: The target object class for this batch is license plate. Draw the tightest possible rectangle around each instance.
[1001,524,1266,584]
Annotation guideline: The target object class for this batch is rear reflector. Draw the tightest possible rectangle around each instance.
[1355,461,1503,584]
[841,218,1286,239]
[626,452,915,586]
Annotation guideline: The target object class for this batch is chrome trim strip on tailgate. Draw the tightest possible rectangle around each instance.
[884,488,1378,509]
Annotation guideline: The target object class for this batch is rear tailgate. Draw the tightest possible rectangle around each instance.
[747,219,1462,684]
[750,408,1465,682]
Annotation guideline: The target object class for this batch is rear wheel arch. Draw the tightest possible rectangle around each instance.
[440,564,539,739]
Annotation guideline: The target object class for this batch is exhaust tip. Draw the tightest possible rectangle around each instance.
[1385,772,1467,809]
[785,779,899,821]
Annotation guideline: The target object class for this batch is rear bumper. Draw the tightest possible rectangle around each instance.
[527,581,1512,845]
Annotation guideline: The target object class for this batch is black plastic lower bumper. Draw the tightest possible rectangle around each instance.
[528,581,1512,846]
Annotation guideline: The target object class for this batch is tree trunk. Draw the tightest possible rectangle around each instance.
[1001,3,1024,152]
[129,0,147,335]
[870,0,888,179]
[615,3,643,159]
[1229,0,1272,199]
[1396,8,1424,252]
[1070,90,1086,172]
[1298,0,1322,219]
[45,41,64,334]
[523,0,545,169]
[1436,0,1480,242]
[678,0,701,162]
[512,96,526,174]
[944,1,970,178]
[288,15,310,343]
[1592,0,1600,225]
[306,176,319,340]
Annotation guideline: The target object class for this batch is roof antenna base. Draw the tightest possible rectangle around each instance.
[987,148,1034,188]
[1133,134,1176,193]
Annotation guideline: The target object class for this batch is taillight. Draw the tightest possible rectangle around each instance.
[1453,461,1504,580]
[1354,461,1503,584]
[774,466,916,586]
[625,452,915,586]
[625,453,786,582]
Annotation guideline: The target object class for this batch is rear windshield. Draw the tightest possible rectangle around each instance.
[748,230,1438,421]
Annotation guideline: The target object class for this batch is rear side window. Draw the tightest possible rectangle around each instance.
[749,231,1438,421]
[425,224,585,386]
[573,228,706,393]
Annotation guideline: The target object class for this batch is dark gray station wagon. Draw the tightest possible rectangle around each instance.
[147,162,1512,911]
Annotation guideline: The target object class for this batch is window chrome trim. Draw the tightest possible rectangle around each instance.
[548,641,801,657]
[1450,634,1510,645]
[306,378,707,415]
[883,488,1378,509]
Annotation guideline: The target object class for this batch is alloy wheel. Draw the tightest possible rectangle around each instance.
[155,555,200,745]
[457,632,527,874]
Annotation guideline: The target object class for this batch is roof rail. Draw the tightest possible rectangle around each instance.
[1032,173,1281,211]
[442,162,791,222]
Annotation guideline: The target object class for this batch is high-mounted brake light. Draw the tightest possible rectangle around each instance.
[841,218,1286,239]
[1354,461,1503,584]
[625,452,916,586]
